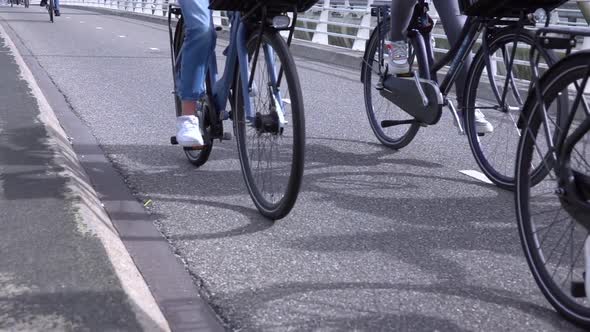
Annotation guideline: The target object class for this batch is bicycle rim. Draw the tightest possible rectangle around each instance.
[234,30,305,220]
[516,53,590,327]
[465,29,562,190]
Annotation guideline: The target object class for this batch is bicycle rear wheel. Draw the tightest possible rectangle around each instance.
[173,17,214,167]
[234,29,305,220]
[516,51,590,328]
[362,18,420,149]
[465,28,563,190]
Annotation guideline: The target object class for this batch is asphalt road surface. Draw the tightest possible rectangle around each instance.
[0,5,582,331]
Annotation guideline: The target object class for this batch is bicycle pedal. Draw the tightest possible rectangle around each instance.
[170,136,178,145]
[571,281,586,298]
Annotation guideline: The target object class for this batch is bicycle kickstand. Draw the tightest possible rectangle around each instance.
[447,99,464,135]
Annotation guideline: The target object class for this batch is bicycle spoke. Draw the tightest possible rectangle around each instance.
[501,44,524,105]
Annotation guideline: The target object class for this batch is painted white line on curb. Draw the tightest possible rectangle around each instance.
[459,170,494,185]
[0,24,170,332]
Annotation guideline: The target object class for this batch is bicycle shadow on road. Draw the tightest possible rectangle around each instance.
[85,139,504,242]
[216,280,579,331]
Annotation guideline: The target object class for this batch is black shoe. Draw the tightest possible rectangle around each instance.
[39,0,46,6]
[54,9,60,16]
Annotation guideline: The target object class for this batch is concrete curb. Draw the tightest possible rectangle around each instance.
[62,4,364,70]
[0,14,226,332]
[0,22,170,332]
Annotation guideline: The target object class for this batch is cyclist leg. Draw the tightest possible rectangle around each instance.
[54,0,60,16]
[386,0,416,74]
[433,0,493,133]
[175,0,213,147]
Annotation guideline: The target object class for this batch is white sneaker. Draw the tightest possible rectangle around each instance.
[474,109,494,134]
[385,40,410,75]
[453,109,494,135]
[176,115,205,147]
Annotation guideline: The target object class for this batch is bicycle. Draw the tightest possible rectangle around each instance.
[515,25,590,328]
[167,0,312,220]
[361,0,567,190]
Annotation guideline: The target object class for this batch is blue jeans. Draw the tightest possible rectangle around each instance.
[54,0,59,11]
[177,0,213,101]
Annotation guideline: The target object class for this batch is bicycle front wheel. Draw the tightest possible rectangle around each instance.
[516,51,590,328]
[465,28,563,190]
[234,29,305,220]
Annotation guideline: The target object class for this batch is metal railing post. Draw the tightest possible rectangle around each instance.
[352,0,372,51]
[312,0,330,45]
[213,10,223,27]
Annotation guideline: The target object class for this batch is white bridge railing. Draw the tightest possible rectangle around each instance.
[61,0,589,53]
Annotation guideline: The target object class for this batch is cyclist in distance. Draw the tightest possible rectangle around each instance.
[173,0,213,148]
[386,0,493,134]
[40,0,60,16]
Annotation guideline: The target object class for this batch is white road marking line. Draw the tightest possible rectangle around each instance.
[96,27,103,30]
[149,47,159,51]
[66,16,71,19]
[459,170,494,185]
[118,35,126,38]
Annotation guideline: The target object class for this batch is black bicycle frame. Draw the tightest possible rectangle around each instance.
[408,1,484,104]
[431,16,482,97]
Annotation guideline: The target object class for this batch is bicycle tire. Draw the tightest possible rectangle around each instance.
[233,29,305,220]
[48,0,54,22]
[464,28,563,190]
[173,17,213,167]
[362,18,420,150]
[516,51,590,328]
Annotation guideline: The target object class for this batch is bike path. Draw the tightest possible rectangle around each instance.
[0,5,584,331]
